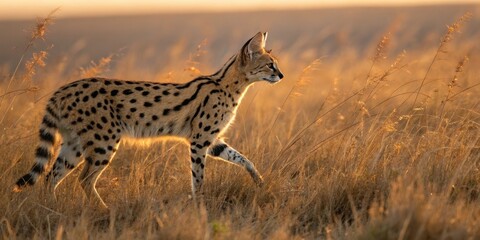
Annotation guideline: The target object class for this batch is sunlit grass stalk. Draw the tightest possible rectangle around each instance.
[411,12,471,109]
[437,55,469,131]
[0,9,58,126]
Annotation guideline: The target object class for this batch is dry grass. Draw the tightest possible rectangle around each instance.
[1,9,480,239]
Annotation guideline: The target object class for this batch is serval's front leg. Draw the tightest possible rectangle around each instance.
[189,139,210,200]
[208,139,264,186]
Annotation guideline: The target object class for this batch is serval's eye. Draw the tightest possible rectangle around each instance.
[266,63,274,69]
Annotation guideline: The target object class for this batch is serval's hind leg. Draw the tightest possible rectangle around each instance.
[45,130,84,194]
[78,137,120,209]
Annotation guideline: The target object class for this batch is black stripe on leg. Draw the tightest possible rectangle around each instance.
[16,173,35,186]
[42,117,57,128]
[31,163,45,174]
[46,106,59,119]
[210,144,227,157]
[39,130,55,144]
[35,147,51,159]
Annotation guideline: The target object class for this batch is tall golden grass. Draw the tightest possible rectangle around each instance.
[1,10,480,239]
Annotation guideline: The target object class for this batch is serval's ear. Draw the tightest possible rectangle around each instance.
[240,32,268,65]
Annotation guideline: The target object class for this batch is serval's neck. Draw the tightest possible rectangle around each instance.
[209,55,252,105]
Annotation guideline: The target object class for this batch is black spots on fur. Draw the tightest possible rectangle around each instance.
[101,116,108,124]
[142,91,150,96]
[139,113,145,118]
[198,122,203,128]
[94,134,101,140]
[203,140,211,147]
[152,115,158,121]
[39,130,54,143]
[91,107,97,114]
[123,89,134,95]
[74,91,82,97]
[114,81,123,86]
[130,108,137,113]
[135,86,144,91]
[86,141,94,146]
[99,88,107,94]
[76,151,82,157]
[210,144,227,156]
[162,90,170,95]
[116,103,124,109]
[195,157,202,164]
[152,85,160,90]
[130,99,137,104]
[154,96,162,102]
[211,129,220,134]
[91,91,99,98]
[94,147,106,154]
[144,102,153,107]
[90,78,99,83]
[173,92,180,96]
[95,160,101,166]
[78,128,87,135]
[103,135,110,141]
[163,109,170,116]
[101,160,109,165]
[204,126,211,132]
[111,90,119,96]
[200,111,205,118]
[104,80,112,85]
[78,109,84,115]
[64,160,75,169]
[82,83,90,89]
[173,105,182,111]
[86,157,94,164]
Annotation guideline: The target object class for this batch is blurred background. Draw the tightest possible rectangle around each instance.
[0,1,479,81]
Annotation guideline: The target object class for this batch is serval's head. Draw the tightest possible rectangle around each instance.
[239,32,284,84]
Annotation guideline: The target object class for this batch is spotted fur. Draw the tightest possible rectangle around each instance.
[13,32,283,207]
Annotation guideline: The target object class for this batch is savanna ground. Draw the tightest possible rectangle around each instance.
[1,5,480,239]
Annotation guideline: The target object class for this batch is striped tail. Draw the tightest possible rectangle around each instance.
[13,106,59,192]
